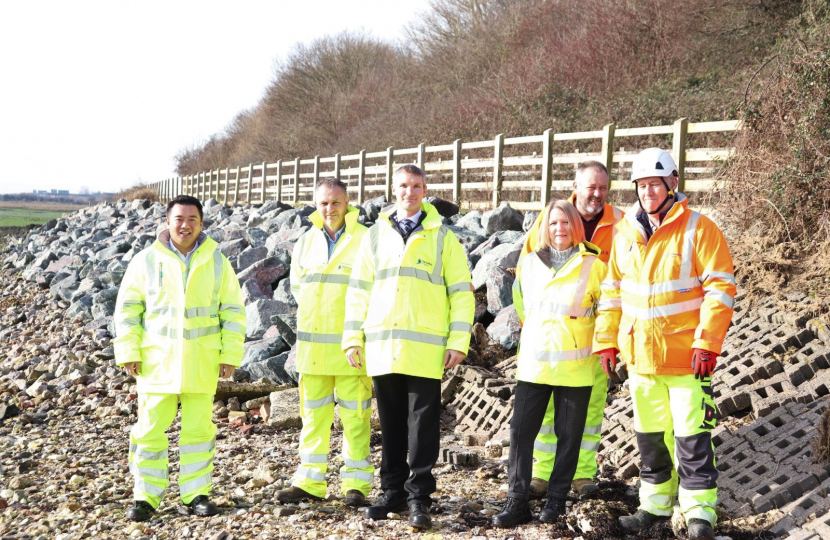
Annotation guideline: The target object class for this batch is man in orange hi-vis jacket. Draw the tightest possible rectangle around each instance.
[520,161,623,500]
[593,147,735,540]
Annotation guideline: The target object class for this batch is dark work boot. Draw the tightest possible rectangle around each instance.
[687,518,716,540]
[492,497,533,528]
[408,500,432,530]
[188,495,220,516]
[276,485,323,503]
[619,508,670,531]
[126,500,155,522]
[344,490,366,507]
[539,496,566,523]
[364,491,408,520]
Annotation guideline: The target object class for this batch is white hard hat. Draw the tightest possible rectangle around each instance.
[631,147,678,182]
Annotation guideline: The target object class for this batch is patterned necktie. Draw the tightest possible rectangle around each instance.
[399,218,414,235]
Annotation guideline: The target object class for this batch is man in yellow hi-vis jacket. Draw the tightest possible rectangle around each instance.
[276,178,372,507]
[520,161,623,499]
[114,195,246,522]
[593,148,735,540]
[343,164,475,530]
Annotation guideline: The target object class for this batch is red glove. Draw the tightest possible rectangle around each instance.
[692,349,717,379]
[598,348,618,377]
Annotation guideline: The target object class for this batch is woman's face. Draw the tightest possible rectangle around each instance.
[548,207,573,251]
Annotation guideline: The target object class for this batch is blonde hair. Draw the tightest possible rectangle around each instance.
[538,200,586,250]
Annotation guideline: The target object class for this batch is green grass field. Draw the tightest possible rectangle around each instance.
[0,208,68,228]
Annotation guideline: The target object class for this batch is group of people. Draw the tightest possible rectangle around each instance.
[113,147,735,540]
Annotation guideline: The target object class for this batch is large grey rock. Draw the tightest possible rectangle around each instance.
[271,313,297,346]
[283,344,299,384]
[481,203,524,235]
[486,267,515,315]
[237,246,268,272]
[272,278,297,307]
[237,256,290,289]
[245,299,296,340]
[268,388,302,429]
[242,279,272,304]
[472,243,521,290]
[455,210,483,230]
[523,211,540,232]
[217,238,249,258]
[447,226,487,254]
[426,196,459,219]
[245,352,292,385]
[32,250,58,270]
[362,196,387,222]
[95,242,131,262]
[242,334,290,366]
[487,306,521,349]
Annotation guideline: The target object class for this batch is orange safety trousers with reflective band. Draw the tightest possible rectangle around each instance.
[593,195,736,375]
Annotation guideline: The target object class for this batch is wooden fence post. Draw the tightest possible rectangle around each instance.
[274,160,282,203]
[673,117,688,193]
[223,169,230,204]
[313,155,320,191]
[541,128,553,208]
[385,147,394,201]
[492,133,504,208]
[207,171,213,201]
[259,162,267,203]
[200,172,205,201]
[333,153,341,179]
[453,139,462,203]
[601,123,616,175]
[244,164,251,202]
[293,157,300,204]
[417,143,425,169]
[233,166,241,204]
[357,150,366,204]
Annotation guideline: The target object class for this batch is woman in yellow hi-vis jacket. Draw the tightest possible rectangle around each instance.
[492,200,607,528]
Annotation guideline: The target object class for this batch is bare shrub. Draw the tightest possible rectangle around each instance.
[112,182,159,203]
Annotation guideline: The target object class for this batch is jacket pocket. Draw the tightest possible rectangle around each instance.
[618,316,636,365]
[139,336,173,385]
[196,335,222,382]
[418,313,449,336]
[660,318,697,369]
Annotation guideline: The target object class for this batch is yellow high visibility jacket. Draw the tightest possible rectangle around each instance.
[522,195,623,264]
[592,194,736,375]
[291,206,368,376]
[113,230,247,395]
[513,243,607,387]
[342,202,475,380]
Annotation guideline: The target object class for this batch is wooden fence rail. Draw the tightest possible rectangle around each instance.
[152,118,739,211]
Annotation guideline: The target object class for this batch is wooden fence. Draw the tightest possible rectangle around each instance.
[152,118,739,211]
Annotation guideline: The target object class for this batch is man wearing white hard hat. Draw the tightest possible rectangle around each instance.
[592,148,735,539]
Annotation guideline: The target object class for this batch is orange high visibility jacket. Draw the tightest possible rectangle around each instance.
[592,194,736,375]
[521,195,623,264]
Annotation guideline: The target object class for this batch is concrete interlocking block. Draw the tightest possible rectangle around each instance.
[747,373,798,417]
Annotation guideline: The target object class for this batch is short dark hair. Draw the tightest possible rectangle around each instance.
[315,177,349,197]
[167,195,203,220]
[576,160,609,176]
[394,164,426,184]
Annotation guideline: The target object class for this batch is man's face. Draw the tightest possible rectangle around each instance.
[166,204,203,250]
[393,172,426,214]
[572,167,609,219]
[636,176,677,214]
[315,185,349,232]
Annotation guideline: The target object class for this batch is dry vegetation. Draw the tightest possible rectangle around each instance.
[112,182,159,203]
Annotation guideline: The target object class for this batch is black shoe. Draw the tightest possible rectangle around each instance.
[344,489,366,507]
[364,491,408,520]
[188,495,220,517]
[408,500,432,530]
[619,508,670,531]
[492,497,533,528]
[126,500,155,522]
[687,518,716,540]
[539,496,566,523]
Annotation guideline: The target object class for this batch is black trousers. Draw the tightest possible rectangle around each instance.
[373,373,441,503]
[507,381,592,500]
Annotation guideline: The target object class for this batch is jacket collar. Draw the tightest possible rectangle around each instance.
[567,194,618,228]
[155,229,213,258]
[620,192,689,242]
[379,201,442,230]
[309,205,360,234]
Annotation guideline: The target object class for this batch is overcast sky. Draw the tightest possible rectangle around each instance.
[0,1,430,195]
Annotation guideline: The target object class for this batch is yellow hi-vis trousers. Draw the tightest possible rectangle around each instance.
[293,374,374,498]
[630,372,718,525]
[532,359,605,481]
[129,393,216,509]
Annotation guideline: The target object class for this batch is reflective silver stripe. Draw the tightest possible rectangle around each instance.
[337,398,359,410]
[433,225,448,278]
[447,281,472,295]
[534,441,557,453]
[344,321,364,330]
[597,298,621,310]
[538,424,555,435]
[703,271,736,285]
[535,346,593,363]
[219,303,244,314]
[185,306,218,318]
[370,224,380,270]
[349,278,373,291]
[149,306,177,316]
[296,467,326,482]
[361,398,372,410]
[184,325,221,339]
[376,266,445,286]
[130,444,168,461]
[340,470,374,483]
[135,479,166,497]
[212,251,223,309]
[570,256,596,311]
[297,332,342,344]
[703,288,734,308]
[222,321,245,334]
[300,453,328,464]
[621,297,704,320]
[345,458,372,469]
[121,315,143,327]
[302,273,350,285]
[620,278,702,297]
[449,321,472,333]
[365,329,448,347]
[180,458,214,475]
[525,300,593,318]
[179,470,212,494]
[305,395,335,409]
[130,463,169,479]
[680,211,701,280]
[145,253,158,296]
[123,300,145,309]
[583,424,602,435]
[178,439,215,455]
